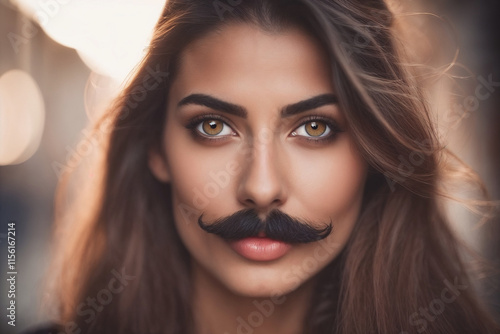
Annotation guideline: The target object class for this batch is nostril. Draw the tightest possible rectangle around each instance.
[245,198,256,206]
[271,198,281,205]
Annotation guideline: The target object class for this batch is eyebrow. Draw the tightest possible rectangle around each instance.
[178,94,247,118]
[282,94,339,117]
[177,93,338,118]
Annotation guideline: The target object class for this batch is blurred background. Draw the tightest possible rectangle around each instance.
[0,0,499,333]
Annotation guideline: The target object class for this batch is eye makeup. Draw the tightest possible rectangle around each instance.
[291,115,344,144]
[183,112,344,144]
[184,113,237,144]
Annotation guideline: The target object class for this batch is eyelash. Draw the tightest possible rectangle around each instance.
[185,114,236,143]
[184,113,344,144]
[295,115,344,144]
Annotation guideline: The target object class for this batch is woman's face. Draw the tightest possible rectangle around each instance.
[149,23,368,297]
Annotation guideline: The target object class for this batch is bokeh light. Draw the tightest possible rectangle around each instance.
[11,0,164,83]
[0,69,45,165]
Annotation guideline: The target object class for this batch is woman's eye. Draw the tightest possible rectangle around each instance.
[196,119,234,136]
[293,120,332,138]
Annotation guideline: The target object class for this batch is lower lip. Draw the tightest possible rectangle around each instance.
[228,237,292,261]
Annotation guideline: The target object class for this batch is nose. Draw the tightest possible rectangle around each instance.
[236,138,287,215]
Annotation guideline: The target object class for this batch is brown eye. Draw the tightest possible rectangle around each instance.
[194,118,235,138]
[305,121,326,136]
[202,120,224,135]
[291,119,334,141]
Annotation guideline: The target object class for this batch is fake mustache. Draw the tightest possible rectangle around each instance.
[197,208,333,244]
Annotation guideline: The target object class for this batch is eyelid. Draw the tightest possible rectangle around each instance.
[185,113,232,129]
[293,115,344,134]
[290,115,344,145]
[185,113,344,143]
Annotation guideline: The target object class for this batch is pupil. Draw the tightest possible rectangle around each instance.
[209,121,217,129]
[311,122,318,129]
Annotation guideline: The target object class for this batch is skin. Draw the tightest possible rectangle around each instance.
[149,23,368,334]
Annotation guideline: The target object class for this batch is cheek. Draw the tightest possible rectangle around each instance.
[280,138,367,284]
[288,137,368,220]
[162,125,234,264]
[163,122,240,214]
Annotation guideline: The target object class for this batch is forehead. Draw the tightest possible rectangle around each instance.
[169,23,335,104]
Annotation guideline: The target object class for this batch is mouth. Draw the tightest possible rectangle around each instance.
[227,231,292,261]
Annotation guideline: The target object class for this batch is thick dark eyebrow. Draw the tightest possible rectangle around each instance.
[281,94,338,117]
[177,93,338,118]
[177,94,247,118]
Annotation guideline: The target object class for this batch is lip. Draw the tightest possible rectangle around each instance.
[228,236,292,261]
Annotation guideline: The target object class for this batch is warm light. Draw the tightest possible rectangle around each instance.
[0,70,45,165]
[11,0,165,83]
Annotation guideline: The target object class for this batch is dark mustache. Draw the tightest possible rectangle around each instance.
[197,208,333,244]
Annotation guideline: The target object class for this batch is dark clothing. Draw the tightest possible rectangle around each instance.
[21,324,62,334]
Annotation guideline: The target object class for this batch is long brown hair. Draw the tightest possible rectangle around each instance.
[47,0,500,333]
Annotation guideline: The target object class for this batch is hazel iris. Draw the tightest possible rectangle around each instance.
[203,120,224,135]
[305,121,326,136]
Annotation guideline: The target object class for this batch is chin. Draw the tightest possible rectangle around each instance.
[229,280,298,299]
[213,262,312,299]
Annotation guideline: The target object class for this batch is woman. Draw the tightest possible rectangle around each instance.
[29,0,500,333]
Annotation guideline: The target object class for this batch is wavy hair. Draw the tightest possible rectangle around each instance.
[47,0,499,333]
